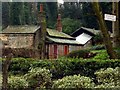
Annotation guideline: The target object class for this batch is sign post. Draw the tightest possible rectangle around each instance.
[104,14,116,22]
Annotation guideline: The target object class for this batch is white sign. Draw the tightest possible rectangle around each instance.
[104,14,116,21]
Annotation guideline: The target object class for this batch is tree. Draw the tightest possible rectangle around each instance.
[62,18,82,35]
[92,1,117,59]
[37,2,58,29]
[2,48,12,89]
[112,1,120,48]
[2,2,9,29]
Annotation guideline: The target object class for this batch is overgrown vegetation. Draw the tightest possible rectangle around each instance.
[95,67,120,88]
[52,74,95,88]
[24,68,52,89]
[1,48,120,89]
[67,49,96,58]
[8,76,28,89]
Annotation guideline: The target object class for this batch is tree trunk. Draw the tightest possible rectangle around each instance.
[112,1,120,48]
[38,4,46,59]
[2,53,12,90]
[92,1,117,59]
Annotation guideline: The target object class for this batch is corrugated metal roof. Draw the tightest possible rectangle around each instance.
[46,36,81,45]
[47,28,73,39]
[1,25,40,34]
[76,33,92,45]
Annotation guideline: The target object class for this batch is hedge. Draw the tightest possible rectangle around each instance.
[8,58,120,79]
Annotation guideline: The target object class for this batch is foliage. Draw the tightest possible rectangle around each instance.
[67,49,95,58]
[8,58,120,80]
[0,74,2,87]
[81,2,99,29]
[90,45,105,50]
[52,74,95,88]
[2,2,57,29]
[95,83,120,88]
[95,67,120,86]
[93,50,109,60]
[93,34,103,45]
[62,18,82,35]
[8,76,28,89]
[24,67,52,88]
[115,48,120,59]
[9,58,34,75]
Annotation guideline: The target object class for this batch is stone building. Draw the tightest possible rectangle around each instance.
[0,25,41,49]
[0,4,82,59]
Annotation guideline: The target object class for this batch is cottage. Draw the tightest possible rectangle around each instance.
[71,27,100,47]
[45,28,81,59]
[0,4,82,59]
[45,14,82,59]
[0,25,41,49]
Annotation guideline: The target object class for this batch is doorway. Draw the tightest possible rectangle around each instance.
[64,45,68,55]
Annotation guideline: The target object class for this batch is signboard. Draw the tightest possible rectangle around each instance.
[104,14,116,21]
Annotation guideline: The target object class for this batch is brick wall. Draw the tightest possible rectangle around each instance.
[48,44,81,59]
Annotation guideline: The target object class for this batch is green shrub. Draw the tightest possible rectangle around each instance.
[67,49,93,58]
[24,67,52,88]
[9,58,34,75]
[115,48,120,59]
[7,57,120,81]
[93,50,109,59]
[8,76,28,89]
[93,34,103,45]
[95,83,120,88]
[95,67,120,86]
[8,57,120,80]
[52,74,95,88]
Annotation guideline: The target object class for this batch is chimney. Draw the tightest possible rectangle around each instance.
[56,14,62,32]
[40,4,43,13]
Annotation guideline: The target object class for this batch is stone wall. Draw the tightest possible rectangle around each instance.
[1,34,34,48]
[69,45,82,52]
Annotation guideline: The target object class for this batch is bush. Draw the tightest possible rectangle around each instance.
[9,58,34,75]
[67,49,95,58]
[8,76,28,89]
[90,45,105,50]
[95,83,120,88]
[93,34,103,45]
[52,74,95,88]
[115,48,120,59]
[93,50,109,60]
[8,58,120,80]
[24,67,52,89]
[95,67,120,86]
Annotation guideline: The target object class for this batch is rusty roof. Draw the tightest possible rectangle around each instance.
[1,25,40,34]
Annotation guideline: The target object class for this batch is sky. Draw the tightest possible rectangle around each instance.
[58,0,64,4]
